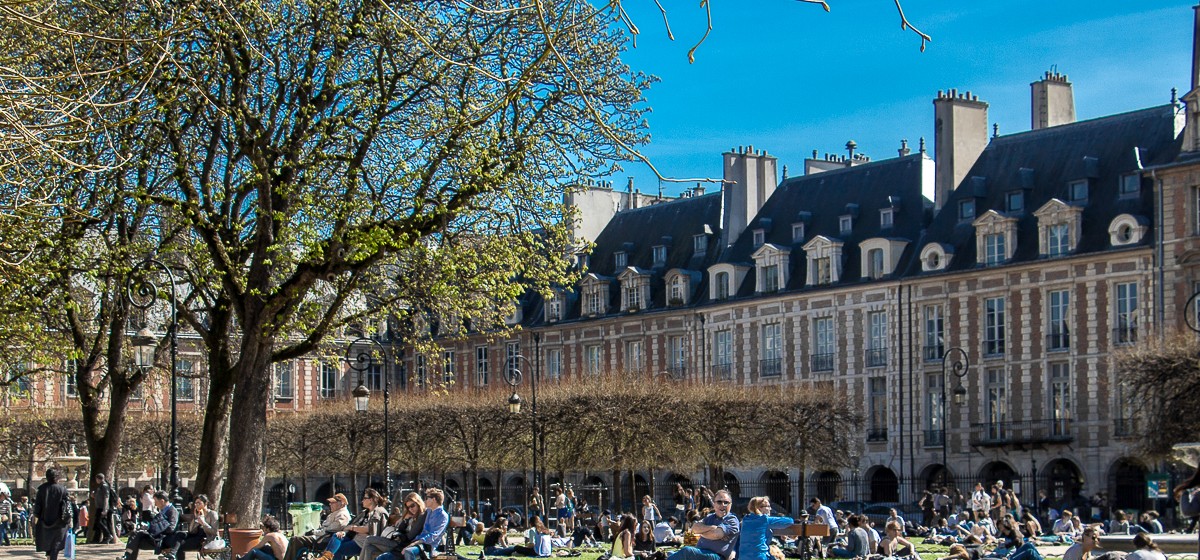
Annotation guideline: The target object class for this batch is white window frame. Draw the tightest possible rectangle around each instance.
[1048,289,1070,350]
[545,348,562,381]
[879,208,894,228]
[320,362,339,398]
[984,296,1006,356]
[792,223,805,243]
[761,323,782,377]
[693,234,707,255]
[1115,282,1139,344]
[924,305,944,361]
[585,344,603,375]
[625,339,644,372]
[442,350,455,384]
[475,345,489,386]
[984,233,1006,265]
[1049,362,1071,436]
[652,245,667,266]
[986,367,1008,440]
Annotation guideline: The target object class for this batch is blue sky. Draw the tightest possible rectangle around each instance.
[607,1,1190,196]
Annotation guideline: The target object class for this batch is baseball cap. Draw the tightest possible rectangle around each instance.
[328,493,348,506]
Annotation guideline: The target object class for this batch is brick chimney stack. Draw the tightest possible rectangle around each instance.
[721,145,778,247]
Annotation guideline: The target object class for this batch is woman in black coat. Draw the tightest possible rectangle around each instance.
[33,468,70,560]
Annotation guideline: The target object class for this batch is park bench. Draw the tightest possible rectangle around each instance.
[1099,534,1198,554]
[197,513,235,560]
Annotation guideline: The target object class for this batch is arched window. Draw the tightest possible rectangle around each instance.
[715,272,730,299]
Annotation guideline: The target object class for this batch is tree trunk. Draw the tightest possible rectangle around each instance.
[194,365,234,507]
[223,335,275,526]
[610,469,621,514]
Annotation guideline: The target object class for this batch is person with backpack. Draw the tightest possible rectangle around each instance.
[33,468,71,560]
[91,474,118,544]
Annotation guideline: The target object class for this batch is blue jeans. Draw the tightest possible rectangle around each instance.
[245,548,276,560]
[0,520,9,545]
[667,546,722,560]
[333,540,362,560]
[401,544,429,560]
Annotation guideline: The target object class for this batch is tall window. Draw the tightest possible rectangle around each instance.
[924,305,944,361]
[984,297,1006,355]
[271,359,289,398]
[925,373,944,446]
[585,345,602,375]
[1049,362,1071,436]
[179,359,197,401]
[545,348,562,381]
[812,317,834,371]
[761,323,782,377]
[475,345,489,386]
[984,233,1006,265]
[714,330,733,379]
[669,336,687,373]
[1115,282,1138,344]
[986,368,1008,440]
[416,354,427,388]
[614,252,627,269]
[506,341,520,380]
[867,249,885,279]
[1048,289,1070,350]
[624,283,642,310]
[1113,379,1136,437]
[762,264,779,292]
[868,377,887,441]
[587,288,603,315]
[867,311,887,367]
[669,276,684,304]
[442,350,455,384]
[547,297,562,322]
[693,234,707,255]
[367,362,383,391]
[652,245,667,266]
[320,362,338,398]
[63,360,77,399]
[1047,224,1070,257]
[625,340,644,372]
[815,257,832,285]
[715,272,730,300]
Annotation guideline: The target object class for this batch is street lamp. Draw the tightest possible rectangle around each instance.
[503,335,542,516]
[126,258,180,506]
[344,335,390,496]
[1184,291,1200,334]
[940,346,970,483]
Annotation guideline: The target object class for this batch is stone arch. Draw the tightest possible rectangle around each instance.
[759,471,791,515]
[809,471,842,504]
[1108,457,1149,512]
[920,464,950,489]
[978,461,1019,489]
[1043,458,1084,505]
[867,466,899,503]
[721,472,741,501]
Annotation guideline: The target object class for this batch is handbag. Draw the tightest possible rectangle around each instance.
[1181,487,1200,517]
[203,537,227,550]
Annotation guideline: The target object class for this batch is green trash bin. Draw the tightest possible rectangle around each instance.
[287,502,321,536]
[304,502,325,534]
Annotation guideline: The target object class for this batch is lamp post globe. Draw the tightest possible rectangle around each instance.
[353,383,371,413]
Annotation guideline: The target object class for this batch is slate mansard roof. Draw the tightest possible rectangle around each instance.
[912,104,1182,275]
[719,153,931,297]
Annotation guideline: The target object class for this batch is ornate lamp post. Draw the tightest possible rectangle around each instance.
[345,335,390,496]
[127,258,181,506]
[503,337,542,514]
[940,346,970,484]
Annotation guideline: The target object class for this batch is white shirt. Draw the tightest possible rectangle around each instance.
[1127,550,1167,560]
[972,490,991,512]
[814,505,837,530]
[652,521,674,543]
[315,507,352,538]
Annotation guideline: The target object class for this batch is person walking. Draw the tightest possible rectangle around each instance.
[0,489,14,546]
[33,468,71,560]
[91,474,118,544]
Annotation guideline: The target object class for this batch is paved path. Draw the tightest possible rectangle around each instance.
[4,542,127,560]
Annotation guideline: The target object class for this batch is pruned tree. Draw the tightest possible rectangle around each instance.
[1115,332,1200,455]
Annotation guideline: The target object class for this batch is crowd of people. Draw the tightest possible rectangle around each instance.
[12,466,1200,560]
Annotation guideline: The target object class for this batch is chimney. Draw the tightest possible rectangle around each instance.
[1185,5,1200,152]
[1031,70,1076,130]
[933,89,989,211]
[721,146,778,247]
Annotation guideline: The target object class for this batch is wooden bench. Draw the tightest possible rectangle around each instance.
[773,523,831,537]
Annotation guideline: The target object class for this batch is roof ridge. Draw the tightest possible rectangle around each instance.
[990,104,1174,144]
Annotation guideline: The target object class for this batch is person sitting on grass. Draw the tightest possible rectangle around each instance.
[610,515,637,560]
[1020,511,1042,539]
[239,516,288,560]
[828,515,870,559]
[667,490,739,560]
[1053,510,1078,540]
[936,544,971,560]
[482,515,537,557]
[1062,527,1099,560]
[1126,532,1166,560]
[633,521,657,559]
[654,517,682,546]
[879,521,914,557]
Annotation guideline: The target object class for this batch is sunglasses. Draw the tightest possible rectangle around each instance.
[715,500,732,505]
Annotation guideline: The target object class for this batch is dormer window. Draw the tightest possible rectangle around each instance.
[580,274,611,316]
[959,199,976,221]
[715,272,729,299]
[614,251,627,269]
[751,244,790,294]
[860,237,910,280]
[1120,174,1140,197]
[577,253,590,269]
[880,208,894,229]
[803,236,844,286]
[973,210,1017,266]
[693,234,707,255]
[1109,214,1147,246]
[1069,180,1089,203]
[839,216,853,235]
[546,293,563,322]
[652,245,667,266]
[752,229,765,248]
[792,223,806,243]
[1006,191,1024,213]
[920,243,952,272]
[1034,199,1083,258]
[618,268,651,312]
[668,275,685,305]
